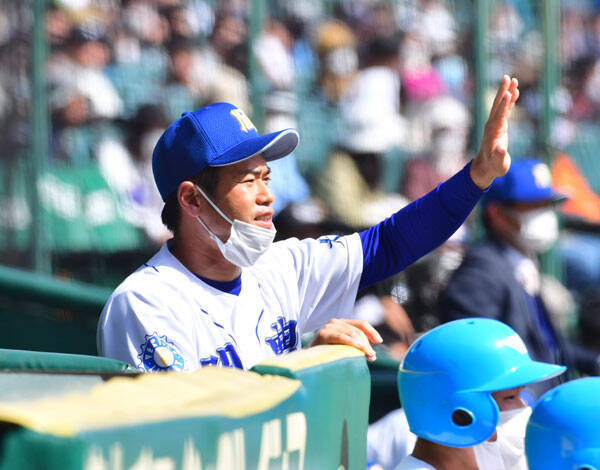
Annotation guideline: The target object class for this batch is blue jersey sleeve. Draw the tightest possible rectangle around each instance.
[358,161,485,290]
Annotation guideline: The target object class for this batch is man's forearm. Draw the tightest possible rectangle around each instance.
[358,161,485,290]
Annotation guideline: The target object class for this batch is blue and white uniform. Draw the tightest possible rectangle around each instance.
[98,163,483,371]
[98,233,363,371]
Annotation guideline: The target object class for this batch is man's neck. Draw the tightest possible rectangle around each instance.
[411,438,479,470]
[169,234,242,282]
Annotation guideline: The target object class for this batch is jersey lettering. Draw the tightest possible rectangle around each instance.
[200,355,219,367]
[200,343,243,369]
[265,317,297,355]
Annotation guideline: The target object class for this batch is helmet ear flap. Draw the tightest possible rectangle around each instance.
[440,391,500,447]
[399,371,500,447]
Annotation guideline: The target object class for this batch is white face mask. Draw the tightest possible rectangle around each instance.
[194,185,276,267]
[325,47,358,77]
[473,407,532,470]
[513,208,559,254]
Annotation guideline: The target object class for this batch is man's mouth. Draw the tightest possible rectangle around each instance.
[254,213,274,229]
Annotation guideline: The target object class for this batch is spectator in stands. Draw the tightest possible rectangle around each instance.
[254,20,295,91]
[439,159,600,396]
[261,92,311,216]
[48,25,123,122]
[162,37,202,121]
[401,95,470,202]
[578,286,600,354]
[192,8,250,111]
[551,153,600,294]
[314,20,358,105]
[316,34,408,230]
[97,104,170,244]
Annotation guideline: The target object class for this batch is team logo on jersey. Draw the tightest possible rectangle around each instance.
[138,333,185,372]
[230,108,257,133]
[319,235,343,249]
[265,317,297,355]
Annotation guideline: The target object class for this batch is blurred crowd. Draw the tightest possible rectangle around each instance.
[1,0,600,375]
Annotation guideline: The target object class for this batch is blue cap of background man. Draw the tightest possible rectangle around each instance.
[483,159,568,206]
[152,102,300,201]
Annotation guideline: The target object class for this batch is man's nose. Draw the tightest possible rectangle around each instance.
[256,181,274,205]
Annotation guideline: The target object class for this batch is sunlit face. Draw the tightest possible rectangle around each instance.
[492,386,526,411]
[210,154,275,230]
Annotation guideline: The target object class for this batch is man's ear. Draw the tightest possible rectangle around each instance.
[177,181,203,218]
[487,202,519,232]
[485,202,502,224]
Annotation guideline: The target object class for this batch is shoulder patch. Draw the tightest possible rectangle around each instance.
[138,333,185,372]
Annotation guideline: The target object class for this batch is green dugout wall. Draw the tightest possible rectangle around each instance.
[0,345,370,470]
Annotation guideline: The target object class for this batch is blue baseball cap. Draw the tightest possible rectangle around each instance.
[152,102,300,200]
[483,159,568,206]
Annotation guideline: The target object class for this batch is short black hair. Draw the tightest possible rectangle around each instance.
[161,166,221,234]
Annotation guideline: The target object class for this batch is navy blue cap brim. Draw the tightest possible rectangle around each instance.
[509,190,569,205]
[484,189,569,206]
[209,128,299,167]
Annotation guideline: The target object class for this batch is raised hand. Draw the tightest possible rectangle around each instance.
[470,75,520,190]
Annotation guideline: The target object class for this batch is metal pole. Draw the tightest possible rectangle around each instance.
[541,0,561,279]
[31,0,51,273]
[473,0,489,153]
[541,0,559,164]
[248,0,267,130]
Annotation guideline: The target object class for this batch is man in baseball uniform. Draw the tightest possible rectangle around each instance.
[98,76,519,372]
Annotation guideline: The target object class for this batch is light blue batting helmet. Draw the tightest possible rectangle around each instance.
[398,318,566,448]
[525,377,600,470]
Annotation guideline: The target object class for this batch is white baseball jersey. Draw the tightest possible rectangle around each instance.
[97,233,363,371]
[394,456,436,470]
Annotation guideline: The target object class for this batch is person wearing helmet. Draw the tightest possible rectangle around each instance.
[525,377,600,470]
[396,318,565,470]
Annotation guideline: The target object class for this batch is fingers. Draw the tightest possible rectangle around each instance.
[486,90,512,137]
[489,76,519,127]
[342,319,384,344]
[339,330,377,361]
[508,77,519,110]
[312,318,383,362]
[489,75,510,118]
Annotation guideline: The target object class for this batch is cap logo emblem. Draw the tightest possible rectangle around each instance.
[496,333,528,355]
[532,163,552,188]
[230,109,257,133]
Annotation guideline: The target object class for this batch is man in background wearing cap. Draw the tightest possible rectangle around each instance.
[440,159,600,393]
[97,77,518,372]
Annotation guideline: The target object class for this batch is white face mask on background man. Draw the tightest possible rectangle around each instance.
[195,185,276,267]
[512,208,559,254]
[473,406,532,470]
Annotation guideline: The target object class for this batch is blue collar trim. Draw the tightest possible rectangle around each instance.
[198,275,242,296]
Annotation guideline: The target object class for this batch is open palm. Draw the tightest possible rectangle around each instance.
[470,75,520,189]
